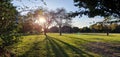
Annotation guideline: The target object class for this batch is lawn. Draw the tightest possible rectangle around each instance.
[7,33,120,57]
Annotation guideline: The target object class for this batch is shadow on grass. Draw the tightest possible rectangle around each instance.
[18,35,94,57]
[63,35,110,43]
[63,35,92,42]
[45,36,69,57]
[19,42,41,57]
[18,37,44,57]
[63,35,120,57]
[79,33,115,37]
[84,42,120,57]
[46,36,94,57]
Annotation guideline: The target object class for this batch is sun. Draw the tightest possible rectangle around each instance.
[39,17,46,23]
[35,17,46,24]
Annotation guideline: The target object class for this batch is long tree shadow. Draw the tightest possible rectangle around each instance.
[44,37,52,57]
[17,35,94,57]
[63,35,117,43]
[45,36,69,57]
[18,37,44,57]
[63,35,92,42]
[47,36,94,57]
[79,33,115,37]
[63,35,120,57]
[19,42,41,57]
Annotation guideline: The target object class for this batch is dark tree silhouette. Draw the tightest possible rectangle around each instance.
[49,26,59,33]
[0,0,21,46]
[62,26,72,33]
[0,0,21,56]
[72,27,80,33]
[72,0,120,35]
[73,0,120,17]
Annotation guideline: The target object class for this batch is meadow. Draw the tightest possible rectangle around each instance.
[7,33,120,57]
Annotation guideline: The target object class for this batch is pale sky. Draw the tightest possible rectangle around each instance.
[12,0,104,28]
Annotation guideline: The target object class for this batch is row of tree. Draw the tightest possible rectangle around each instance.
[21,22,120,35]
[49,23,120,33]
[19,8,72,36]
[20,9,120,36]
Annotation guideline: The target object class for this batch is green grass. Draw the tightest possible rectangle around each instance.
[6,33,120,57]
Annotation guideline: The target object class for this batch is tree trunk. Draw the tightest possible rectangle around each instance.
[106,26,109,36]
[59,25,62,36]
[43,24,47,37]
[107,31,109,36]
[106,28,109,36]
[44,28,47,36]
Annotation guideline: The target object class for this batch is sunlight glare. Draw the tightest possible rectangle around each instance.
[39,17,46,23]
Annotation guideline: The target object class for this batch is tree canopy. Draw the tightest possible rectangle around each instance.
[53,8,72,36]
[0,0,22,46]
[73,0,120,17]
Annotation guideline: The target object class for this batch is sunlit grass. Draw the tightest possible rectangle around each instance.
[7,33,120,57]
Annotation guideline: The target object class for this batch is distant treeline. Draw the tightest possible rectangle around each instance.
[49,24,120,33]
[20,23,120,34]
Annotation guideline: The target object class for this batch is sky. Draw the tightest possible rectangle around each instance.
[12,0,104,28]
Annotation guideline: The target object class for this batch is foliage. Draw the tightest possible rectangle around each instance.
[53,8,72,35]
[21,20,42,34]
[33,8,72,36]
[73,0,120,17]
[49,26,59,33]
[35,9,55,35]
[0,0,21,47]
[90,24,104,32]
[90,23,120,33]
[49,23,120,33]
[72,27,80,33]
[62,26,72,33]
[19,11,43,35]
[80,27,91,32]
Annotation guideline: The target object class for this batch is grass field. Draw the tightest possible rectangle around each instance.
[7,33,120,57]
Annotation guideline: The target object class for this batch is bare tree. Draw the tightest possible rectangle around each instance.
[34,9,54,36]
[54,8,72,36]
